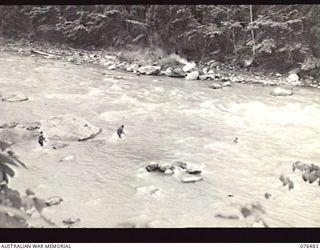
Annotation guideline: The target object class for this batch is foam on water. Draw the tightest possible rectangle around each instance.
[3,52,320,227]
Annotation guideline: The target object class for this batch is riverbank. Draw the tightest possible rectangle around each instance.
[1,38,319,89]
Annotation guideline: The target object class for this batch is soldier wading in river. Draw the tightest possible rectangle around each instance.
[38,131,47,146]
[117,125,125,139]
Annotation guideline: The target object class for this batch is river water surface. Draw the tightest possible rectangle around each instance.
[1,52,320,227]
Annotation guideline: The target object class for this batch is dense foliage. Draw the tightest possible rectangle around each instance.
[0,5,319,72]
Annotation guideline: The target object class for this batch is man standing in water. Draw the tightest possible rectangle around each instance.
[38,131,47,146]
[117,125,125,139]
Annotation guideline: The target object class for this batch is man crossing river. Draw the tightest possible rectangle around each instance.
[117,125,125,139]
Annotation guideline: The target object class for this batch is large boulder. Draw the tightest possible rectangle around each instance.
[42,114,102,141]
[108,64,116,70]
[172,161,187,169]
[182,62,196,72]
[165,67,186,78]
[293,161,311,172]
[1,91,28,102]
[138,65,161,75]
[287,73,299,83]
[0,128,38,145]
[185,71,199,80]
[270,87,293,97]
[126,63,140,73]
[222,81,232,87]
[199,75,212,80]
[145,163,164,173]
[293,161,320,185]
[0,121,42,145]
[202,68,209,74]
[303,171,318,183]
[209,83,223,89]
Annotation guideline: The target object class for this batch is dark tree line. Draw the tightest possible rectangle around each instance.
[0,5,319,72]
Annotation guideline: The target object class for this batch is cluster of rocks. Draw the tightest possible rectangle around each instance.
[0,121,41,131]
[279,174,294,190]
[302,76,320,89]
[5,41,320,90]
[293,161,320,185]
[240,203,268,228]
[0,122,19,129]
[269,73,306,97]
[145,161,203,183]
[215,202,268,227]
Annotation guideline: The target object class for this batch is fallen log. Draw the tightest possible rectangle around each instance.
[30,49,61,58]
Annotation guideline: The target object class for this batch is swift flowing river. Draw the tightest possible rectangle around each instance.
[1,52,320,227]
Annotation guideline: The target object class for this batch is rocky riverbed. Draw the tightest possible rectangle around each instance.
[1,39,319,91]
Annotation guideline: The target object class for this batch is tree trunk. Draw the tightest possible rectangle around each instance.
[249,5,256,57]
[232,27,237,57]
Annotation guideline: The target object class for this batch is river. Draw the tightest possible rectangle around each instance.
[1,52,320,227]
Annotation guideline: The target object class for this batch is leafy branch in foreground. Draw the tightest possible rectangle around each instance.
[0,141,61,228]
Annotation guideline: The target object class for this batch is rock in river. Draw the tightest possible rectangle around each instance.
[0,122,19,129]
[1,91,28,102]
[63,218,80,226]
[185,71,199,80]
[292,161,320,185]
[182,62,196,72]
[138,65,161,75]
[165,67,186,78]
[145,163,164,173]
[222,81,232,87]
[172,161,187,169]
[181,176,203,183]
[187,169,202,175]
[287,73,299,83]
[52,142,69,150]
[59,155,75,162]
[42,114,102,141]
[270,87,294,96]
[209,83,223,89]
[126,63,140,73]
[45,196,63,206]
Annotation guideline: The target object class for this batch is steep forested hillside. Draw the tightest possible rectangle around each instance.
[0,5,319,73]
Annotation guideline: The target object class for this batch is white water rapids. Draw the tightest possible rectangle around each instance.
[1,52,320,227]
